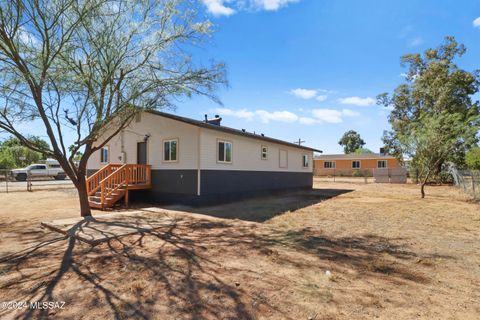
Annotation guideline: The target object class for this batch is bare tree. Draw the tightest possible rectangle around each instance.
[0,0,226,216]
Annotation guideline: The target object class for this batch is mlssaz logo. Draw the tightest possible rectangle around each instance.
[29,301,66,310]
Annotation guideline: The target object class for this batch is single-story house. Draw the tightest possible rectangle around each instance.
[86,110,321,208]
[313,153,401,176]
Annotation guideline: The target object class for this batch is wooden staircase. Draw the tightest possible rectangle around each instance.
[86,164,152,210]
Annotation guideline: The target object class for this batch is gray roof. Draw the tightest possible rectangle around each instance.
[146,110,322,153]
[314,153,396,160]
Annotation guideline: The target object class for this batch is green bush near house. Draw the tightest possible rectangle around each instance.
[352,170,363,177]
[465,147,480,170]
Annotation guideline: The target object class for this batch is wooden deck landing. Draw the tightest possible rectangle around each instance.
[86,164,152,210]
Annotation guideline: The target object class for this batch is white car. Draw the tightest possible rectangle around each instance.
[10,164,66,181]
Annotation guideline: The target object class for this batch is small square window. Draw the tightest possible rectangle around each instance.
[261,146,268,160]
[352,160,360,169]
[218,140,232,163]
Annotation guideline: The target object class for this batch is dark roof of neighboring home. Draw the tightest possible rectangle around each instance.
[146,110,322,153]
[314,153,397,160]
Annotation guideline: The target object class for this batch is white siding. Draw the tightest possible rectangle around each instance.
[199,127,313,173]
[87,112,314,173]
[88,112,199,170]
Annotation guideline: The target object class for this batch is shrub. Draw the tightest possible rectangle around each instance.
[352,170,363,177]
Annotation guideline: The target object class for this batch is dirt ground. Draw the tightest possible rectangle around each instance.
[0,179,479,319]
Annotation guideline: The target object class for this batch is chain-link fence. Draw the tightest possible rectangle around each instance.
[447,165,480,200]
[314,167,407,184]
[0,169,73,193]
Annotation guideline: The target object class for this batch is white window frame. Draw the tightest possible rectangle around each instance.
[163,138,178,163]
[324,161,336,169]
[302,155,309,168]
[261,145,268,160]
[377,160,387,168]
[217,139,233,164]
[352,160,361,169]
[100,146,109,164]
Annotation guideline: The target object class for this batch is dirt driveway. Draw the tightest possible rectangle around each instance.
[0,179,479,319]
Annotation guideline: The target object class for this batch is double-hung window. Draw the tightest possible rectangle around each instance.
[218,140,232,163]
[302,155,309,168]
[324,161,335,168]
[377,160,387,168]
[100,146,109,163]
[163,139,178,162]
[352,160,361,169]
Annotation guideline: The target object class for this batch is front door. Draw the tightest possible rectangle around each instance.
[137,142,147,165]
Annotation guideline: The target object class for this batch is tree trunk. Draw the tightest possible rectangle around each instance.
[76,175,92,217]
[420,171,431,199]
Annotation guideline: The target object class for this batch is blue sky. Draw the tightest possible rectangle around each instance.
[3,0,480,154]
[176,0,480,153]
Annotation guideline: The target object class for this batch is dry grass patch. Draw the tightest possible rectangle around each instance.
[0,179,479,319]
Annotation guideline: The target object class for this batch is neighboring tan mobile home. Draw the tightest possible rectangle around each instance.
[86,111,320,208]
[313,153,401,176]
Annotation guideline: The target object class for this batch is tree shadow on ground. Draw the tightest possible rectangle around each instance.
[0,211,455,319]
[160,188,354,222]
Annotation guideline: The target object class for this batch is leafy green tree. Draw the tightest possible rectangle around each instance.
[0,0,225,217]
[381,130,404,164]
[338,130,366,154]
[465,147,480,170]
[378,37,480,197]
[408,112,477,197]
[354,147,374,154]
[0,149,16,169]
[0,136,49,169]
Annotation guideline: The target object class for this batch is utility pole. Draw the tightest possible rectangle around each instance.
[295,138,305,146]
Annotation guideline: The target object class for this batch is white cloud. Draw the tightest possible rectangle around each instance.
[298,117,318,125]
[201,0,235,16]
[408,36,423,47]
[16,27,39,46]
[474,17,480,28]
[289,88,317,99]
[255,110,298,123]
[338,96,375,107]
[253,0,299,11]
[315,95,327,102]
[214,105,360,126]
[201,0,299,16]
[214,108,298,124]
[341,109,360,117]
[311,109,343,123]
[214,107,254,120]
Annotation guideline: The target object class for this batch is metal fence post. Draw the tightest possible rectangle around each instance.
[472,173,476,199]
[27,174,32,192]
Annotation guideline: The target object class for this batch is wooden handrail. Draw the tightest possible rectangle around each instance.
[90,164,151,209]
[86,163,124,196]
[101,164,128,206]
